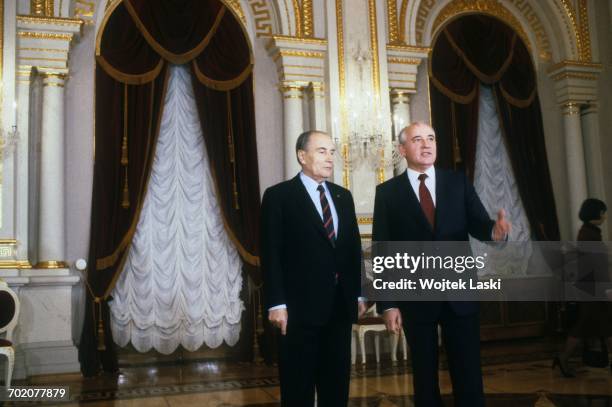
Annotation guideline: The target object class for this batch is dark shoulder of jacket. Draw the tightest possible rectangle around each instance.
[262,179,293,200]
[437,167,467,186]
[376,172,404,194]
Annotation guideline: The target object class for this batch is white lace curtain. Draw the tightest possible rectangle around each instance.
[109,65,244,354]
[470,84,534,276]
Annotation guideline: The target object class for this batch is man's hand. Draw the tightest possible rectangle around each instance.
[268,309,288,335]
[358,301,368,319]
[383,308,402,334]
[493,209,511,241]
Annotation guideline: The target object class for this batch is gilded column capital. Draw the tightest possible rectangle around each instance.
[390,88,411,105]
[279,81,303,98]
[307,82,325,99]
[561,102,582,116]
[548,60,601,107]
[16,13,82,74]
[266,35,327,86]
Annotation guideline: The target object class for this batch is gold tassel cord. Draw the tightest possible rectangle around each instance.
[95,298,106,351]
[226,91,239,210]
[121,83,130,209]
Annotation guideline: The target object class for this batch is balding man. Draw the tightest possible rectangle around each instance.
[261,130,367,406]
[373,122,511,407]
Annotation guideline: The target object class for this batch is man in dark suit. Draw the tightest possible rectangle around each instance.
[373,122,511,407]
[261,130,367,407]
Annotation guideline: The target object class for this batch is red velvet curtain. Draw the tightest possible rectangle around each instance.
[429,14,560,241]
[81,0,260,376]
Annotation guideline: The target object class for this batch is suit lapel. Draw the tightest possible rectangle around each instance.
[434,168,446,235]
[290,176,333,244]
[397,171,432,233]
[327,183,344,242]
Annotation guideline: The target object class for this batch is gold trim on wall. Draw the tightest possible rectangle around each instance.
[368,0,380,97]
[576,0,591,61]
[335,0,349,189]
[302,0,314,37]
[31,0,45,15]
[399,0,408,44]
[387,0,400,44]
[0,260,33,269]
[34,260,69,269]
[18,31,73,41]
[432,0,532,56]
[292,0,302,37]
[358,216,373,225]
[17,15,83,27]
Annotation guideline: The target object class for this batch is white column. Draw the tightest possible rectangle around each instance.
[15,67,33,265]
[36,72,67,268]
[562,102,588,238]
[391,89,411,174]
[581,103,608,239]
[281,82,304,179]
[307,82,326,132]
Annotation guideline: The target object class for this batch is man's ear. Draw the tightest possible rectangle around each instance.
[297,150,306,165]
[397,143,406,158]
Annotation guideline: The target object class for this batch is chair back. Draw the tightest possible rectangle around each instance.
[0,281,19,342]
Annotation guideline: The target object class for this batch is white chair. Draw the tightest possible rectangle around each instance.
[351,305,407,364]
[0,280,19,389]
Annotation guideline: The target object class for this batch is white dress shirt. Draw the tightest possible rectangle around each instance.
[299,172,339,236]
[406,166,436,205]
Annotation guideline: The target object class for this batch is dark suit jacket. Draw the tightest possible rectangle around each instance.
[261,175,362,326]
[373,168,494,321]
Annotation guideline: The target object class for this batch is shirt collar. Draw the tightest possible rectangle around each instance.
[300,171,327,192]
[406,165,435,183]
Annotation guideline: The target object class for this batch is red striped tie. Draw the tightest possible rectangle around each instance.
[317,185,336,242]
[418,174,435,228]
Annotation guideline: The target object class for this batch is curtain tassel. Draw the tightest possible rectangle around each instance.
[121,167,130,209]
[96,299,106,351]
[227,91,240,210]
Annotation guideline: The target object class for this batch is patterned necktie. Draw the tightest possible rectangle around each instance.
[317,185,336,242]
[418,174,435,228]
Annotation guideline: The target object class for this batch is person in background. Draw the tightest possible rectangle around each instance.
[554,198,612,377]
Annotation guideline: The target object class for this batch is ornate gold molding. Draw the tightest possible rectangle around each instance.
[18,31,73,41]
[399,0,408,44]
[248,0,273,37]
[292,0,302,37]
[31,0,54,16]
[547,59,603,72]
[272,49,325,62]
[223,0,246,25]
[412,0,554,61]
[387,44,430,53]
[358,216,373,225]
[17,15,83,27]
[576,0,591,61]
[368,0,380,97]
[335,0,349,189]
[265,34,327,46]
[432,0,532,55]
[551,72,598,81]
[0,260,33,269]
[561,102,581,116]
[302,0,314,37]
[34,260,69,269]
[387,0,400,45]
